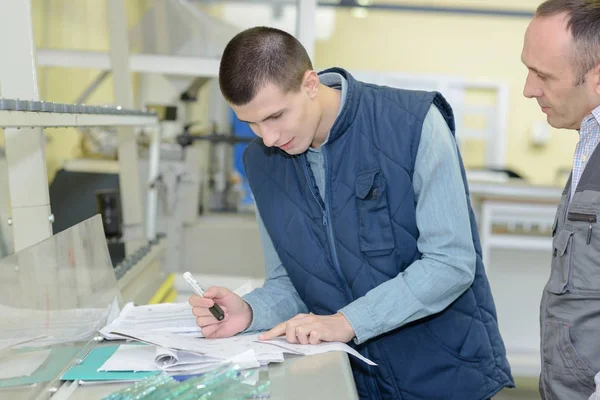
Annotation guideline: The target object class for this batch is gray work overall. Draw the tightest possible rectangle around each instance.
[539,149,600,399]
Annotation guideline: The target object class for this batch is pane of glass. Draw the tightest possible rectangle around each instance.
[0,215,120,396]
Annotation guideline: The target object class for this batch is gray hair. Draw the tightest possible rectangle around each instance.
[537,0,600,85]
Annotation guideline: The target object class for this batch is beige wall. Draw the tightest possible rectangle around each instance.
[314,4,577,186]
[29,0,147,181]
[5,1,579,186]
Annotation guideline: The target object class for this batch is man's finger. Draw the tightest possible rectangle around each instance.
[308,330,320,345]
[258,322,286,340]
[203,286,231,299]
[195,313,229,327]
[201,322,227,338]
[191,304,214,317]
[189,296,215,308]
[285,320,300,344]
[291,322,326,343]
[296,325,309,345]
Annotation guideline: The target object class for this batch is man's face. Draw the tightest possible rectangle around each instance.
[231,73,321,155]
[522,13,599,130]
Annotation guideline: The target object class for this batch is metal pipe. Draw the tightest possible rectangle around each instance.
[75,71,111,104]
[146,125,162,242]
[325,2,535,18]
[190,0,535,19]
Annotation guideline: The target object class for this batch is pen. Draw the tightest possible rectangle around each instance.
[183,272,225,321]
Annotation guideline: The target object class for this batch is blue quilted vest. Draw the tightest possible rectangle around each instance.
[243,68,514,399]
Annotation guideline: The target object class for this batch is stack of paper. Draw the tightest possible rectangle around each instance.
[98,344,261,374]
[100,282,254,341]
[99,302,202,340]
[263,337,376,366]
[107,329,279,369]
[99,327,375,376]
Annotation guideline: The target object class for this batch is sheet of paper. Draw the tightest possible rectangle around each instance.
[0,349,51,380]
[260,338,377,366]
[248,341,286,364]
[62,345,158,381]
[107,328,246,359]
[106,330,281,369]
[100,302,202,340]
[100,283,253,341]
[155,347,219,368]
[227,349,260,370]
[100,345,260,374]
[233,281,254,297]
[98,344,158,372]
[162,349,260,372]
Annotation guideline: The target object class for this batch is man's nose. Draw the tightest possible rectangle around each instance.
[261,126,280,147]
[523,73,542,98]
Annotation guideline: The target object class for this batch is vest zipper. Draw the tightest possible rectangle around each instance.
[567,212,596,245]
[302,153,382,399]
[322,149,382,400]
[300,155,345,289]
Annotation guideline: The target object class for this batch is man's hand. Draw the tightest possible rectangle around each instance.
[189,287,252,338]
[258,313,355,344]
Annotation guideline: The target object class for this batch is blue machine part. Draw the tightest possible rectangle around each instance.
[231,109,256,210]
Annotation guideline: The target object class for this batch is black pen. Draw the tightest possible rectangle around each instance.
[184,271,225,321]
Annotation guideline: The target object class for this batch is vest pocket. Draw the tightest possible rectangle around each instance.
[546,229,573,295]
[541,319,596,391]
[551,212,558,237]
[567,210,600,292]
[422,323,482,365]
[355,169,395,256]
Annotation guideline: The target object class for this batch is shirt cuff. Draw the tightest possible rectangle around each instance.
[242,291,269,333]
[338,297,380,345]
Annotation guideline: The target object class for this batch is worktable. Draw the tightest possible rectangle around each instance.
[58,350,358,400]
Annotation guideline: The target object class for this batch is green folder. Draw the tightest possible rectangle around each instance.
[61,345,159,382]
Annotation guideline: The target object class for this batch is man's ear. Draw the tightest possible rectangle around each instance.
[302,70,320,99]
[593,63,600,97]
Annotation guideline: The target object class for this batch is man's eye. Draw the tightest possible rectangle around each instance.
[271,113,283,120]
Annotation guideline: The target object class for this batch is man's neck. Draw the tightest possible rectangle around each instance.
[312,84,342,148]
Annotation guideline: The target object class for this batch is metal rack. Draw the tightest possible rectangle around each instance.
[0,0,167,254]
[0,100,156,128]
[0,99,162,246]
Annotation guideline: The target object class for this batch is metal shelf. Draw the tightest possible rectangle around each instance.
[488,235,551,251]
[36,49,221,78]
[469,181,562,202]
[0,99,157,128]
[0,109,157,128]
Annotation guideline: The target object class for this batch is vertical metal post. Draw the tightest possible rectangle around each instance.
[0,0,53,252]
[491,85,509,169]
[296,0,317,61]
[107,0,146,251]
[146,125,161,242]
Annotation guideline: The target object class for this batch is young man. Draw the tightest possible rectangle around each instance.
[190,26,513,399]
[522,1,600,399]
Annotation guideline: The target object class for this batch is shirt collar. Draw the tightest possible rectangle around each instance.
[580,104,600,137]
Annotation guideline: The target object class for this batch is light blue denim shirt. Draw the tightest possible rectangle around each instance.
[242,73,476,344]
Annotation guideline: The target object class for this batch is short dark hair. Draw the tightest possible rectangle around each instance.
[218,26,313,106]
[536,0,600,85]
